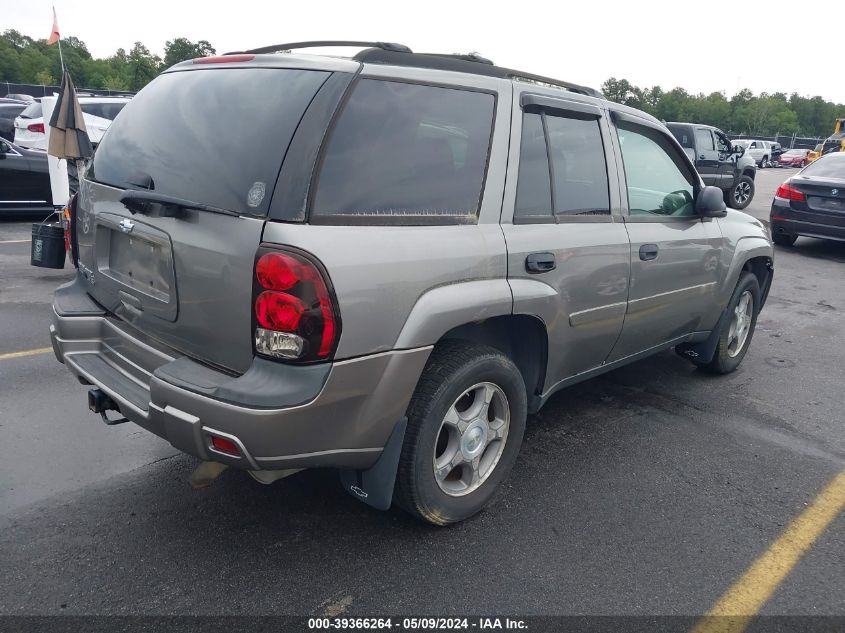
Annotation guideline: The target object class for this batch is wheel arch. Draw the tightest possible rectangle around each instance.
[743,255,774,307]
[720,239,773,307]
[438,314,549,414]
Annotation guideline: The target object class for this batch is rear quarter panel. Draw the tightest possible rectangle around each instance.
[262,68,514,359]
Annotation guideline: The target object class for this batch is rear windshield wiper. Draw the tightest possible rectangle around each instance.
[119,190,240,218]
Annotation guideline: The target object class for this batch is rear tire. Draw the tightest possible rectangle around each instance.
[772,232,797,246]
[394,341,527,526]
[702,272,761,375]
[727,175,755,210]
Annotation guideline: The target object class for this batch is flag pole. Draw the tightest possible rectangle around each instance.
[57,36,65,72]
[53,6,65,72]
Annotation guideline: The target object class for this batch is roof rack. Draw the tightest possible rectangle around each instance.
[225,41,602,98]
[226,41,412,55]
[352,48,602,98]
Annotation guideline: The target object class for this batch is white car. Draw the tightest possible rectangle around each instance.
[13,96,130,151]
[732,139,772,168]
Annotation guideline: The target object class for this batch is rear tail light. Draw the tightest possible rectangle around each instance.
[775,183,805,202]
[252,248,340,362]
[27,122,45,133]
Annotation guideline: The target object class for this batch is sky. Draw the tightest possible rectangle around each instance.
[4,0,843,103]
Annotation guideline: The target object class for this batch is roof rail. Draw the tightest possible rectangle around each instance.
[352,48,602,98]
[226,41,412,55]
[224,41,602,98]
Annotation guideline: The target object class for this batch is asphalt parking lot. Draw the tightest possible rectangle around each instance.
[0,168,843,619]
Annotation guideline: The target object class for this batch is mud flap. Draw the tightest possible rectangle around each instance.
[339,417,407,511]
[677,307,729,364]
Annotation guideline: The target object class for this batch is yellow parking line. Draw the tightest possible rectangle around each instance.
[0,347,53,361]
[692,470,845,633]
[0,239,30,244]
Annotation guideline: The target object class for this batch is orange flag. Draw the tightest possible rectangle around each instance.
[47,8,60,45]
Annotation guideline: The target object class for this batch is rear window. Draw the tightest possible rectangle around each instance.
[81,102,127,121]
[19,102,42,119]
[89,68,330,216]
[668,126,694,149]
[800,154,845,178]
[311,79,495,224]
[0,105,26,120]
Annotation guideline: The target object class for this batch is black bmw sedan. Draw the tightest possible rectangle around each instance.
[770,152,845,246]
[0,137,53,215]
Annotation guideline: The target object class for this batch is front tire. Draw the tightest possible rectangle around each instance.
[703,272,761,374]
[394,341,527,526]
[727,175,755,210]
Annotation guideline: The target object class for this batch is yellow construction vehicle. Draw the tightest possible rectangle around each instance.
[808,118,845,162]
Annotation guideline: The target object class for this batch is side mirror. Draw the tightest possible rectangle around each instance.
[0,142,7,159]
[696,185,727,218]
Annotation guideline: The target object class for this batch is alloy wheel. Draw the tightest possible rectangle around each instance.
[734,181,751,205]
[432,382,510,496]
[727,290,754,357]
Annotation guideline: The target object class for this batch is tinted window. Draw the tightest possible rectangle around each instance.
[546,114,609,215]
[514,113,552,219]
[617,123,696,217]
[19,102,42,119]
[0,105,25,121]
[91,68,329,216]
[800,153,845,178]
[81,102,127,121]
[312,79,494,224]
[669,126,694,149]
[695,128,714,151]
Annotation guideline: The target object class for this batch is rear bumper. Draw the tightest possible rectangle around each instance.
[51,278,431,471]
[770,200,845,242]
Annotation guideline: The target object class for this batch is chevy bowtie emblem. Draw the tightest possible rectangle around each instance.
[833,189,840,196]
[119,218,135,234]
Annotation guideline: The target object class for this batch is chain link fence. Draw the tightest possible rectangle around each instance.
[729,133,824,150]
[1,81,134,99]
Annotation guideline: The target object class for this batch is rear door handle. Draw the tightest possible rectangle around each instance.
[639,244,659,261]
[525,252,556,273]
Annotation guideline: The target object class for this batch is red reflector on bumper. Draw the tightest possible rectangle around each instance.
[211,436,241,456]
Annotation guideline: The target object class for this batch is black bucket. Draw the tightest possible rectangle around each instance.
[31,223,66,269]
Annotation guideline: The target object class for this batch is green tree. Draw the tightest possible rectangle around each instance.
[125,42,161,91]
[162,37,216,69]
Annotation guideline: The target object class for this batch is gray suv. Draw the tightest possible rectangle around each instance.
[51,42,774,525]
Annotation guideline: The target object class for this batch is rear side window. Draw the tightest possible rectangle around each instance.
[514,107,609,223]
[90,68,330,216]
[546,115,609,215]
[311,79,495,224]
[514,113,552,219]
[669,126,694,149]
